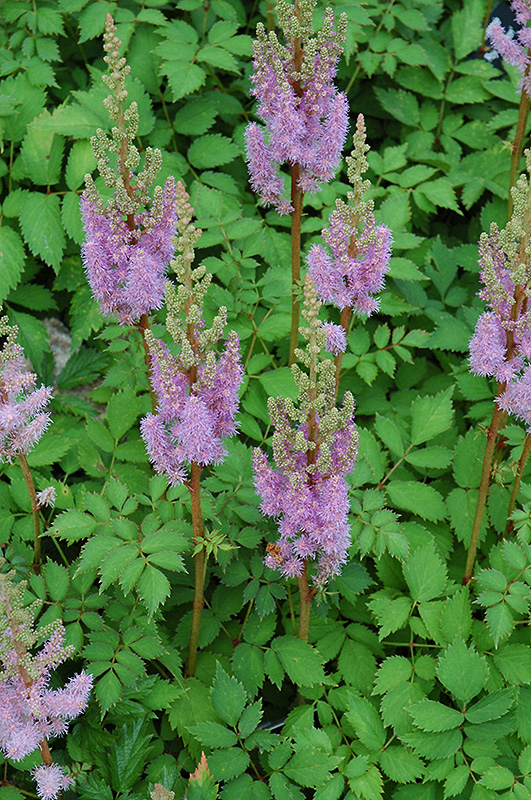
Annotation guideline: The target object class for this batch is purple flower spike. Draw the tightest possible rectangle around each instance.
[0,316,52,462]
[245,6,348,212]
[308,115,392,316]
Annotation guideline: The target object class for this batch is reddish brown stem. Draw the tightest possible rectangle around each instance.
[297,565,317,642]
[334,305,352,394]
[184,461,206,678]
[508,63,531,218]
[289,164,304,366]
[17,454,41,573]
[137,313,157,413]
[463,402,505,583]
[504,433,531,537]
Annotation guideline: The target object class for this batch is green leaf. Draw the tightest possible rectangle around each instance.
[386,481,446,522]
[19,193,65,271]
[211,662,247,727]
[378,193,411,231]
[444,765,470,798]
[258,368,299,401]
[493,644,531,684]
[409,700,463,732]
[373,656,412,694]
[374,87,420,126]
[95,668,121,716]
[207,748,250,783]
[0,226,25,304]
[160,61,205,101]
[344,694,386,751]
[411,388,454,446]
[437,637,489,703]
[284,742,339,788]
[188,721,238,748]
[379,746,425,784]
[374,414,404,456]
[59,193,84,247]
[369,594,412,639]
[403,542,447,602]
[136,564,171,615]
[43,561,69,602]
[405,446,453,469]
[78,1,115,42]
[485,603,514,646]
[417,179,460,213]
[188,134,238,168]
[346,764,383,800]
[272,636,326,687]
[465,689,514,724]
[108,719,152,793]
[20,114,64,185]
[440,588,472,643]
[480,766,515,791]
[51,509,97,541]
[106,386,141,439]
[173,96,217,135]
[65,138,97,190]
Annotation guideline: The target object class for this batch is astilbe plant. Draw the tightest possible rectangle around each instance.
[0,566,92,799]
[81,15,178,409]
[140,182,243,676]
[307,113,392,387]
[245,0,348,363]
[254,275,358,641]
[0,314,55,571]
[467,149,531,579]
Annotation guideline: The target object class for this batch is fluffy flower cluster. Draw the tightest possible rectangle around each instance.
[0,316,52,462]
[141,332,243,483]
[81,177,178,324]
[245,4,348,213]
[469,221,531,425]
[255,409,357,584]
[254,276,358,585]
[0,571,93,800]
[308,114,393,315]
[308,203,392,315]
[487,1,531,96]
[33,764,72,800]
[0,625,93,763]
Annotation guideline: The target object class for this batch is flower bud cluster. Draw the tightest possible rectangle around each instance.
[254,276,358,585]
[307,115,392,315]
[0,315,52,462]
[140,184,243,482]
[245,0,348,213]
[469,151,531,426]
[81,15,178,324]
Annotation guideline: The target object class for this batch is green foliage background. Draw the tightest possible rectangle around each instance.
[2,0,531,799]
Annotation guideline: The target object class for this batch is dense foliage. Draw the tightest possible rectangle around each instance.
[2,0,531,799]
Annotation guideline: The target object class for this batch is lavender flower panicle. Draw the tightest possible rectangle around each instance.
[245,1,348,213]
[140,183,244,483]
[0,315,52,462]
[469,151,531,426]
[81,15,178,324]
[0,568,93,800]
[254,276,358,586]
[308,114,392,315]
